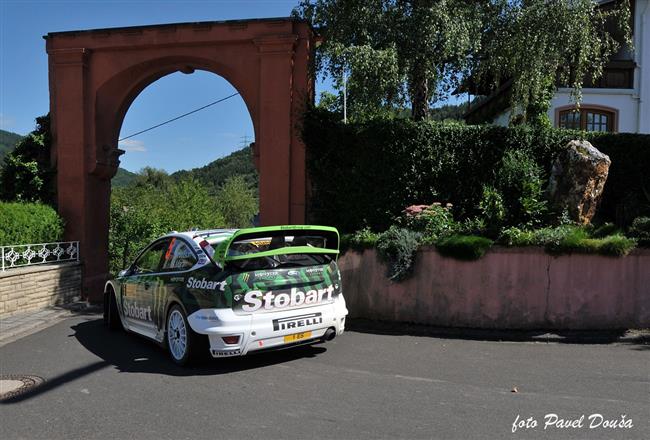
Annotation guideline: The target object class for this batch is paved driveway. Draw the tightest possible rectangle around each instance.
[0,315,648,440]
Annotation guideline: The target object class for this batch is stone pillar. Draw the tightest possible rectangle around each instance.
[254,35,297,226]
[48,47,108,302]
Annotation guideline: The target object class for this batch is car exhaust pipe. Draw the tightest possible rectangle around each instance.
[323,327,336,342]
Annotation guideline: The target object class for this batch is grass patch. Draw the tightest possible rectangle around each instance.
[435,234,493,261]
[499,225,636,256]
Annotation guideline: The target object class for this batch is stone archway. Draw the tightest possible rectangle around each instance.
[45,18,315,301]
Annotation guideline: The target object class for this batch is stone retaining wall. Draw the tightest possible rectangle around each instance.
[0,263,82,318]
[338,247,650,329]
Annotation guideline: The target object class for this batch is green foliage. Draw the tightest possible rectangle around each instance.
[628,217,650,247]
[294,0,482,120]
[296,1,630,122]
[0,115,55,206]
[499,225,636,256]
[400,204,456,239]
[495,150,547,227]
[376,226,422,281]
[479,186,506,231]
[0,129,23,163]
[215,176,258,228]
[172,146,258,196]
[0,202,64,246]
[303,108,650,231]
[435,235,493,261]
[109,177,226,274]
[340,227,380,253]
[474,0,631,123]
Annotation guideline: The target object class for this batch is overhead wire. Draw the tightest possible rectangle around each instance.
[118,92,240,142]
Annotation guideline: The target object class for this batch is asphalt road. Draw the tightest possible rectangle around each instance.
[0,315,648,440]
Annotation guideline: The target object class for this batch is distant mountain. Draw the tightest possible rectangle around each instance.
[0,129,23,163]
[112,167,138,187]
[172,146,258,194]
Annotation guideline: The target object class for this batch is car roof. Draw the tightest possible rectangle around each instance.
[163,229,239,242]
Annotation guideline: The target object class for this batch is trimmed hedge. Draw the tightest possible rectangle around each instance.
[0,202,64,246]
[303,108,650,231]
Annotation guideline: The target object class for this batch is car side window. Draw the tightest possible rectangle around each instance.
[161,238,198,272]
[132,240,169,275]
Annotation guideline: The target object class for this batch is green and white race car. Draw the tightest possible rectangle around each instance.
[103,226,348,365]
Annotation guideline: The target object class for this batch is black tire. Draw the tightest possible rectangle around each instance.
[104,288,123,331]
[166,305,208,366]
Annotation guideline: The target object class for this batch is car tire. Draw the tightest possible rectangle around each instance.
[166,305,207,366]
[104,288,123,331]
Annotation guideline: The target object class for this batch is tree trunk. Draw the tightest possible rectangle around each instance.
[411,63,429,121]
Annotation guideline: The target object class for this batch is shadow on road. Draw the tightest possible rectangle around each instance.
[347,318,650,346]
[1,317,326,404]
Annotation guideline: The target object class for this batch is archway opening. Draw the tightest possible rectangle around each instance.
[109,70,258,274]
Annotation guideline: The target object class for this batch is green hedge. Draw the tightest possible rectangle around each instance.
[303,108,650,231]
[0,202,64,246]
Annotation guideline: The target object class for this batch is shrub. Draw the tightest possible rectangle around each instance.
[376,226,422,281]
[499,224,636,256]
[341,227,380,253]
[495,149,547,227]
[597,234,637,256]
[303,108,650,231]
[435,234,493,261]
[401,204,456,238]
[628,216,650,247]
[479,185,506,232]
[0,202,64,246]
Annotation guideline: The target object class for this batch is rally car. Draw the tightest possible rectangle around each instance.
[103,226,348,365]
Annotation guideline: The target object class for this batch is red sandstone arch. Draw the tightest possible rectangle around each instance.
[45,19,315,301]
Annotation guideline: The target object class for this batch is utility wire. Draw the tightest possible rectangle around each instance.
[118,92,240,142]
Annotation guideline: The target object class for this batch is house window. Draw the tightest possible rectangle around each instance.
[558,108,615,132]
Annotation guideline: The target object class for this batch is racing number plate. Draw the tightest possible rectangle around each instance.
[284,331,312,343]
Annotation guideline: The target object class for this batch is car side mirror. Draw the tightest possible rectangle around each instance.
[118,268,131,278]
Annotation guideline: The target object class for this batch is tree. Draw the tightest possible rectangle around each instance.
[0,115,56,205]
[295,0,631,124]
[215,176,258,228]
[294,0,483,121]
[473,0,631,125]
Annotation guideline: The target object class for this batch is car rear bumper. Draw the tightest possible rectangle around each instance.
[187,297,348,357]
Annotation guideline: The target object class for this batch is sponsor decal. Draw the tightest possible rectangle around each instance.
[251,271,280,279]
[287,270,300,276]
[212,349,241,357]
[305,267,324,274]
[273,312,323,331]
[241,285,336,312]
[186,277,227,291]
[169,276,185,283]
[123,301,152,321]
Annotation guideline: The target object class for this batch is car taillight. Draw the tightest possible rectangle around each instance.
[222,335,240,345]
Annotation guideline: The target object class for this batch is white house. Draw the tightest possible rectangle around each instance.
[467,0,650,134]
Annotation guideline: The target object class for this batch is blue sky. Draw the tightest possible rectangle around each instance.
[0,0,308,172]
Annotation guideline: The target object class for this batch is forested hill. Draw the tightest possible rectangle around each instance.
[0,129,23,162]
[172,146,258,193]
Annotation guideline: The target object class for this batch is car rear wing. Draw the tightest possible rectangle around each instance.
[213,225,339,265]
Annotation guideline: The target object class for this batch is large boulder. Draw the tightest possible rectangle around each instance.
[547,140,611,224]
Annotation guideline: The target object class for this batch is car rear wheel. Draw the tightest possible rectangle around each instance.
[166,305,206,366]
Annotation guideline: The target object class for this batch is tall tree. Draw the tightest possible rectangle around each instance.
[294,0,482,121]
[0,115,56,205]
[296,0,631,124]
[473,0,631,125]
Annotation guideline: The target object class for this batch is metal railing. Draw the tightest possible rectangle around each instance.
[1,241,79,271]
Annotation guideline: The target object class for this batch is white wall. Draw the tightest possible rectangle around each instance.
[549,89,641,133]
[547,0,650,134]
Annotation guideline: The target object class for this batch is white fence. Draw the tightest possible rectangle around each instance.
[1,241,79,271]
